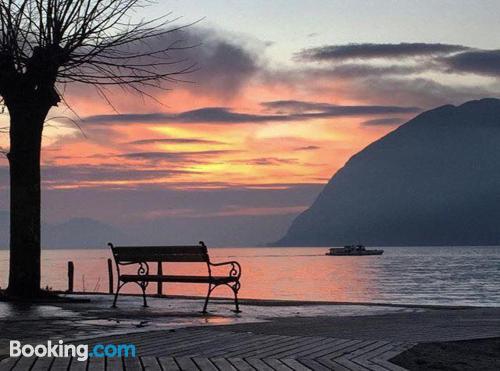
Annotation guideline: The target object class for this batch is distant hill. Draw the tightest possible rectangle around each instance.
[43,218,127,248]
[0,213,297,249]
[0,216,126,249]
[275,98,500,246]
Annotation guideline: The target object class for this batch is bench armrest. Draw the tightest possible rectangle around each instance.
[115,261,150,278]
[209,261,241,280]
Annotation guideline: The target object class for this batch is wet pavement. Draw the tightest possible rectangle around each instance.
[0,294,420,356]
[1,295,500,370]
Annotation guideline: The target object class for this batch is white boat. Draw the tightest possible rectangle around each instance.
[325,245,384,256]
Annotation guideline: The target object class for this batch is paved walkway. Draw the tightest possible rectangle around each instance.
[0,295,418,354]
[1,295,499,370]
[211,307,500,342]
[1,328,413,370]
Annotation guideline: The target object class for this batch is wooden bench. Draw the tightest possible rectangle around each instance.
[109,241,241,313]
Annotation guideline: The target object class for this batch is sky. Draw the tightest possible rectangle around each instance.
[2,0,500,246]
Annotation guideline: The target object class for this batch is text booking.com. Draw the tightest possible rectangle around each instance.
[10,340,137,361]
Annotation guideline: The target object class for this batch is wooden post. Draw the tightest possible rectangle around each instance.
[157,262,163,296]
[107,258,113,294]
[67,261,74,293]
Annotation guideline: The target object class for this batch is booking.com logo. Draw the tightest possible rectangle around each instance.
[10,340,136,361]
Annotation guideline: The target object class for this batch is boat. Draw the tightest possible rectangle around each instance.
[325,245,384,256]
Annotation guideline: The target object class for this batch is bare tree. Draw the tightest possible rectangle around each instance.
[0,0,193,298]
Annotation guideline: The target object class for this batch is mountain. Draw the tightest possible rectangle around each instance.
[276,98,500,246]
[0,216,126,249]
[43,218,128,248]
[0,213,296,249]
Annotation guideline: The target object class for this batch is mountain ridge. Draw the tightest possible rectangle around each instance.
[275,98,500,246]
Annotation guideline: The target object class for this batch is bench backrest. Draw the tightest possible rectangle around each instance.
[109,241,209,264]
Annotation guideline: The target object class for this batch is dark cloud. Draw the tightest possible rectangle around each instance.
[444,50,500,76]
[261,44,500,110]
[175,107,287,123]
[296,43,469,62]
[312,63,430,79]
[261,100,333,113]
[294,145,321,151]
[83,112,170,125]
[127,138,225,145]
[173,27,263,97]
[63,26,264,107]
[119,150,239,162]
[83,108,288,125]
[261,100,421,116]
[361,117,403,126]
[231,157,299,166]
[343,76,499,107]
[83,103,421,126]
[0,165,199,186]
[44,166,198,182]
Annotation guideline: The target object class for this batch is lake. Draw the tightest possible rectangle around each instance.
[0,246,499,307]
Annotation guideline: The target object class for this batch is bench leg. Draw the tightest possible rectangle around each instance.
[202,284,214,314]
[112,282,124,308]
[140,283,148,307]
[232,282,241,313]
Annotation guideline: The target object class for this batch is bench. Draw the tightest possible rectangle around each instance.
[109,241,241,313]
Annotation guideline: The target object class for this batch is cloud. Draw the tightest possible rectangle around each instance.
[44,166,198,181]
[294,145,321,151]
[443,50,500,76]
[311,63,430,79]
[231,157,299,166]
[262,43,500,109]
[286,43,500,109]
[296,43,470,62]
[361,117,403,126]
[342,76,499,107]
[172,27,264,98]
[119,150,239,162]
[127,138,225,145]
[83,103,421,126]
[261,100,421,116]
[176,107,286,123]
[0,165,200,187]
[82,108,288,125]
[62,26,265,109]
[261,100,334,113]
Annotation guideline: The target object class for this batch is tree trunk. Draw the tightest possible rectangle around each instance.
[6,103,47,298]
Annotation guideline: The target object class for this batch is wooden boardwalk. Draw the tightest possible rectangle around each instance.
[0,328,415,370]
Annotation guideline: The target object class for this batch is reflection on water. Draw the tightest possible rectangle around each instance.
[0,246,499,306]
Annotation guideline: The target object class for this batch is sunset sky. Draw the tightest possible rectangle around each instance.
[2,0,500,246]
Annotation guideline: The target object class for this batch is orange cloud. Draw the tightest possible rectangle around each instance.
[38,84,406,191]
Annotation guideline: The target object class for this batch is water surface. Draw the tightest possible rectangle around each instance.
[0,246,498,306]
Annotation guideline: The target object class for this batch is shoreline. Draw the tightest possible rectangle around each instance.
[49,291,497,310]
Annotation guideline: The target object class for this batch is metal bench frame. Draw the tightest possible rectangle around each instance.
[109,241,241,313]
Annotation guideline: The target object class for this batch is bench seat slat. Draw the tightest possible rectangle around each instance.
[113,246,206,253]
[115,255,208,263]
[120,274,238,283]
[112,245,209,263]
